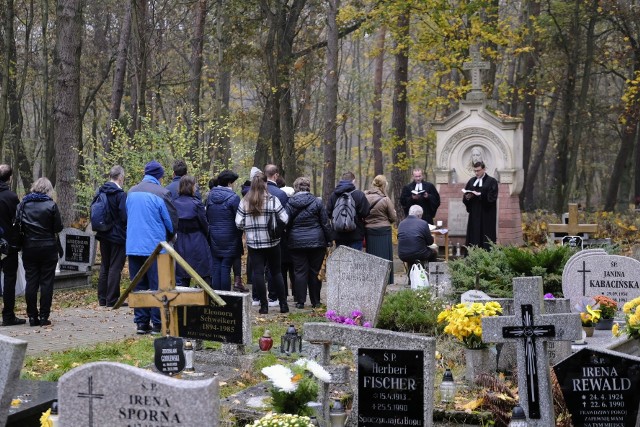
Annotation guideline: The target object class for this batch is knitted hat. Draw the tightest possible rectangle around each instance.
[144,160,165,180]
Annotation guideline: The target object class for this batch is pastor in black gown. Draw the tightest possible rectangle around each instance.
[462,162,498,250]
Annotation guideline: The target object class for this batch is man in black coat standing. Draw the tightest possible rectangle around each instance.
[0,164,25,326]
[463,161,498,250]
[400,168,440,224]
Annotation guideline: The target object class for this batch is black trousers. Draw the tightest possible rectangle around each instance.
[248,245,285,306]
[1,249,19,319]
[97,240,127,306]
[23,245,58,320]
[290,247,325,306]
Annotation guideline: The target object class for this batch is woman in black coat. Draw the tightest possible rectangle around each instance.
[286,176,332,309]
[173,176,213,286]
[17,177,63,326]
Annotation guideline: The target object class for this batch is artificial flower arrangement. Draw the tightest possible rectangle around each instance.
[575,298,601,327]
[594,295,617,319]
[249,413,315,427]
[325,309,372,327]
[261,358,331,416]
[437,301,502,349]
[612,296,640,339]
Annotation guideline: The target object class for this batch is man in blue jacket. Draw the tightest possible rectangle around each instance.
[165,159,201,200]
[95,165,127,308]
[126,161,178,335]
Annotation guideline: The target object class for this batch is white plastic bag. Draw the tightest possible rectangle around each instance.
[409,263,429,290]
[16,254,25,297]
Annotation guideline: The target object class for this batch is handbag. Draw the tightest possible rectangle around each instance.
[267,196,286,240]
[409,263,430,290]
[12,202,25,249]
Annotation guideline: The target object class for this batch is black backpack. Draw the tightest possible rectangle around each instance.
[331,191,357,233]
[90,191,114,232]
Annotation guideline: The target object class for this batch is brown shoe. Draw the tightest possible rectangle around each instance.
[233,276,249,292]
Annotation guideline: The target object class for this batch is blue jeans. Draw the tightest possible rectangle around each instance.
[128,255,161,326]
[212,256,233,291]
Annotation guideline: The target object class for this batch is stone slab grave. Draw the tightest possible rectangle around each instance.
[482,276,581,426]
[428,262,453,298]
[7,380,57,427]
[59,362,219,426]
[303,322,436,426]
[562,249,640,309]
[326,246,391,325]
[555,347,640,427]
[55,227,97,289]
[0,334,27,427]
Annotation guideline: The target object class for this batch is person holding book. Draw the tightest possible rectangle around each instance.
[399,169,440,224]
[462,161,498,250]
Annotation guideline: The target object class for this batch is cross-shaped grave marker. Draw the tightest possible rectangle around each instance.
[462,45,490,100]
[482,276,581,426]
[547,203,597,237]
[77,376,103,427]
[114,241,225,337]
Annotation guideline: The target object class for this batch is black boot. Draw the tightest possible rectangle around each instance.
[280,302,289,314]
[259,304,268,314]
[29,317,40,327]
[39,317,51,326]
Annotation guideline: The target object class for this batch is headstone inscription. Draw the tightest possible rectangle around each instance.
[562,250,640,309]
[58,227,96,272]
[177,291,251,349]
[0,335,27,427]
[482,276,581,426]
[58,362,219,426]
[554,348,640,427]
[461,289,491,303]
[303,322,436,426]
[154,336,186,375]
[326,246,391,325]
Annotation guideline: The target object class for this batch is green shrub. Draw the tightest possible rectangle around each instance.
[376,289,446,334]
[448,245,514,297]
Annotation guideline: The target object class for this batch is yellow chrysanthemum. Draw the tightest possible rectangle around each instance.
[612,323,621,337]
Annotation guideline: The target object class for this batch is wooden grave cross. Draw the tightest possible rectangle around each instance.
[482,277,581,426]
[114,242,225,337]
[547,203,597,237]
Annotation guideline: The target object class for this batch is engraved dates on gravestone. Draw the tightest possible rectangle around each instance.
[154,337,185,375]
[177,292,249,345]
[358,349,423,426]
[562,251,640,308]
[58,228,96,272]
[554,348,640,427]
[65,234,90,263]
[58,362,219,427]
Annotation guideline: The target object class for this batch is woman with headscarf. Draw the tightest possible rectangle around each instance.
[364,175,397,284]
[17,177,63,326]
[235,171,289,314]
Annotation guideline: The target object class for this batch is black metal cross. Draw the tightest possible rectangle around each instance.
[577,260,591,295]
[77,376,104,427]
[430,264,445,295]
[502,304,555,419]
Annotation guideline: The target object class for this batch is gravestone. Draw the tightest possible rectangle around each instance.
[0,335,27,427]
[482,276,581,426]
[461,289,490,303]
[428,262,453,298]
[58,227,96,272]
[554,348,640,427]
[303,322,436,426]
[326,246,391,325]
[562,235,583,250]
[58,362,219,426]
[562,250,640,309]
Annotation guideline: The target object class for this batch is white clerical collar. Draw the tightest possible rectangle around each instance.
[415,182,422,191]
[473,174,485,187]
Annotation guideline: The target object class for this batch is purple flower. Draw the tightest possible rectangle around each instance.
[544,293,555,300]
[344,318,356,325]
[351,310,363,318]
[363,322,372,328]
[337,316,347,324]
[325,310,337,321]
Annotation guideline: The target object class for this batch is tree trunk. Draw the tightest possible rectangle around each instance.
[390,10,409,219]
[105,0,132,150]
[253,94,273,169]
[371,26,386,177]
[53,0,84,225]
[130,0,148,133]
[321,0,339,201]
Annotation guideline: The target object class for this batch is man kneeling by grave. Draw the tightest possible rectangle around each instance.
[397,205,438,267]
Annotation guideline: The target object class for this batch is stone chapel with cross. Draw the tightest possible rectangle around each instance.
[430,45,524,246]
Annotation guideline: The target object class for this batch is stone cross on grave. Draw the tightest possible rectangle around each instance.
[482,277,581,426]
[462,45,490,100]
[547,203,597,237]
[431,264,445,296]
[77,376,103,427]
[114,242,225,337]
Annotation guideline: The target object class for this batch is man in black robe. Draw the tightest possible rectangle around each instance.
[399,169,440,224]
[463,161,498,250]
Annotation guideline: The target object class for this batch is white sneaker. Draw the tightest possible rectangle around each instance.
[268,299,279,307]
[252,299,260,306]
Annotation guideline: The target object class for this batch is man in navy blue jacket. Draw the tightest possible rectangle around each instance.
[95,165,127,308]
[165,159,201,200]
[126,161,178,335]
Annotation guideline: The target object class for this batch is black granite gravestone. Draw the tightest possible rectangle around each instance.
[562,235,583,250]
[7,380,57,427]
[64,234,91,264]
[154,337,185,375]
[554,348,640,427]
[357,348,424,426]
[177,293,244,344]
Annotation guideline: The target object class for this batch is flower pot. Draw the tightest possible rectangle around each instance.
[464,347,496,382]
[595,318,614,330]
[583,326,595,337]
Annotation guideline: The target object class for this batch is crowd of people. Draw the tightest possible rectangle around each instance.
[0,157,498,333]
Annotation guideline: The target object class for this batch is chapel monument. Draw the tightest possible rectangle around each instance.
[431,46,524,246]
